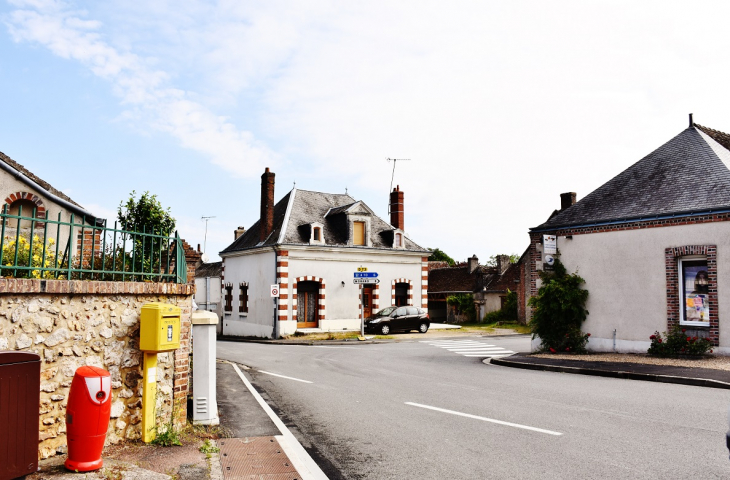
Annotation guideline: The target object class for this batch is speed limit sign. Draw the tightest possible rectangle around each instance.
[270,284,280,297]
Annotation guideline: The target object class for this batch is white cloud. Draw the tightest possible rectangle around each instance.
[5,0,276,178]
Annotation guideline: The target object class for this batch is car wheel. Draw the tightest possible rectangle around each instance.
[418,323,429,333]
[380,324,390,335]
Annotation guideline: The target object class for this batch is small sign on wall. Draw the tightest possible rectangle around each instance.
[543,235,557,255]
[270,284,280,297]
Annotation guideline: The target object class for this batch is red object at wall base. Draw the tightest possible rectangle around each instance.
[64,366,112,473]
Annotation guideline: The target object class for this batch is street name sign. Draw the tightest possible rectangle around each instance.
[353,278,380,284]
[354,272,378,278]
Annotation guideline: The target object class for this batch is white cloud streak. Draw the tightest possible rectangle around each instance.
[5,0,276,177]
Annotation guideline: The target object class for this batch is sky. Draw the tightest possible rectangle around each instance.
[1,0,730,264]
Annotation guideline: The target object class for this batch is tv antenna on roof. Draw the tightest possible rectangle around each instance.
[387,158,410,214]
[201,216,216,254]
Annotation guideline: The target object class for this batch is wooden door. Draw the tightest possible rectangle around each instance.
[297,281,319,328]
[363,286,373,318]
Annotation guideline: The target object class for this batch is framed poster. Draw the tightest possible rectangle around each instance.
[680,259,709,324]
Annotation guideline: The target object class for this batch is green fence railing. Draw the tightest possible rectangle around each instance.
[0,204,187,283]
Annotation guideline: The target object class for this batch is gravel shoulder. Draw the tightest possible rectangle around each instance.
[533,352,730,371]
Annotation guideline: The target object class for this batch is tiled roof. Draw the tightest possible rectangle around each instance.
[0,151,82,208]
[195,261,222,278]
[428,266,478,293]
[533,125,730,231]
[429,263,518,294]
[221,188,427,254]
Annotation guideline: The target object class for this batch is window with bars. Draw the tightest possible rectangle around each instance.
[224,284,233,312]
[239,284,249,313]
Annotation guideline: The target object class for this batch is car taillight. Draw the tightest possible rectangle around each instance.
[426,313,429,319]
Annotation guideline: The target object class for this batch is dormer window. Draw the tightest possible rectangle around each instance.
[308,222,325,245]
[353,221,365,246]
[391,228,405,249]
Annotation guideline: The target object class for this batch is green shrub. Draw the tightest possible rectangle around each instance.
[528,259,590,353]
[447,294,476,322]
[648,326,713,357]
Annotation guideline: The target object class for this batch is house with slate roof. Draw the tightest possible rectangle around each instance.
[218,168,429,338]
[528,115,730,354]
[0,150,102,259]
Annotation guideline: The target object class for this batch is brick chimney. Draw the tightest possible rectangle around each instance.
[390,185,404,230]
[234,226,246,240]
[260,168,275,242]
[560,192,576,210]
[468,255,479,274]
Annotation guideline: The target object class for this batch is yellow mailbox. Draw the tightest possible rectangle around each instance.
[139,302,182,443]
[140,302,181,352]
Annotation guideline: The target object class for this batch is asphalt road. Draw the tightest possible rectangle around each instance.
[217,335,730,479]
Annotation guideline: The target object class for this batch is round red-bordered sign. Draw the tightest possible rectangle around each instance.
[270,285,280,297]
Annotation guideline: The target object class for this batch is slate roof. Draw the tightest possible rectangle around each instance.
[221,188,427,254]
[195,261,222,278]
[532,125,730,231]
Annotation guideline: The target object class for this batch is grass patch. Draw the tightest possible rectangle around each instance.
[283,332,361,341]
[199,439,220,457]
[458,322,531,334]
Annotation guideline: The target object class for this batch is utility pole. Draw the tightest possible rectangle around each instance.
[201,216,215,253]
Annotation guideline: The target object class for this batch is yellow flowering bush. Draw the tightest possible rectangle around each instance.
[1,235,63,279]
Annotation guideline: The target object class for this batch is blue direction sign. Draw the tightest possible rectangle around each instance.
[354,272,378,278]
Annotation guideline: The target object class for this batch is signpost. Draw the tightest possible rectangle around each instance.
[355,269,379,337]
[271,284,279,338]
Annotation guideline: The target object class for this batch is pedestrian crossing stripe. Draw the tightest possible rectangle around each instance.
[420,340,515,358]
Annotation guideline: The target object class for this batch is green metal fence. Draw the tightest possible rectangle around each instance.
[0,204,187,283]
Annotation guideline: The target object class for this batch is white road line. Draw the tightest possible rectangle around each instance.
[462,352,514,358]
[405,402,563,436]
[229,363,328,480]
[445,347,503,351]
[259,370,313,384]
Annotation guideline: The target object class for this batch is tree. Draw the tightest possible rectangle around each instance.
[117,191,176,276]
[428,247,455,266]
[446,294,476,322]
[118,191,176,236]
[528,259,590,353]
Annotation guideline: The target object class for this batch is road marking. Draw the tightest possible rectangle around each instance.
[259,370,313,383]
[405,402,563,436]
[229,363,328,479]
[421,340,515,358]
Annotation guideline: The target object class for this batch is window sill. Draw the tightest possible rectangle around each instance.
[239,313,248,318]
[679,321,710,327]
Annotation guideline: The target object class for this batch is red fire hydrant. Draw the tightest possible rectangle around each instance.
[64,366,112,472]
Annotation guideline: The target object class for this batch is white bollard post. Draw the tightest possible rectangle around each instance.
[191,310,220,425]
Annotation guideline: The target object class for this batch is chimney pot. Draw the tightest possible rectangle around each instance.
[560,192,576,210]
[468,255,479,274]
[234,226,246,240]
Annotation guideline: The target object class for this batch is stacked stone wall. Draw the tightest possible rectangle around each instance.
[0,278,193,460]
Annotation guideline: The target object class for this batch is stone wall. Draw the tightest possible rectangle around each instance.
[0,278,194,459]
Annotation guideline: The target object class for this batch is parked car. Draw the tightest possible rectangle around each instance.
[364,306,429,335]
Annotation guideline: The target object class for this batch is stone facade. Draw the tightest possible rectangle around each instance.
[0,278,193,460]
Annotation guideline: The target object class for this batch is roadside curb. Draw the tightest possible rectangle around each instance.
[488,356,730,390]
[218,332,527,346]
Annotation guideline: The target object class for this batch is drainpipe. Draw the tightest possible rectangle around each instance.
[613,329,617,353]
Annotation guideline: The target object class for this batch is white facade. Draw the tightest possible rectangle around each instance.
[550,221,730,354]
[221,246,426,338]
